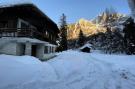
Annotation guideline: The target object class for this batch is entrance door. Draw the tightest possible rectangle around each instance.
[32,45,37,57]
[21,44,25,55]
[18,43,25,56]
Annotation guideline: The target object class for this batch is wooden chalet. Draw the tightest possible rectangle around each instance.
[0,3,59,59]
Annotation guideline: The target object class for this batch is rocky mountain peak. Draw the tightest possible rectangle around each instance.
[67,11,128,40]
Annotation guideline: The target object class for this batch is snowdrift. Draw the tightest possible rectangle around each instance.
[0,51,135,89]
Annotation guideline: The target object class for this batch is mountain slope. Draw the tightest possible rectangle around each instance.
[67,12,128,40]
[68,19,106,40]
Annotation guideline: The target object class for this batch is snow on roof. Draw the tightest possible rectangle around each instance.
[16,38,57,47]
[0,37,48,44]
[45,43,57,47]
[0,0,32,8]
[80,43,92,49]
[16,38,49,44]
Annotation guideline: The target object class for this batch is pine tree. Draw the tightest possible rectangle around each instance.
[101,27,125,54]
[59,13,68,51]
[123,17,135,54]
[77,30,85,47]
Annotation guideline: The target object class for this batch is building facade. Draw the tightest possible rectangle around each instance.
[0,3,59,59]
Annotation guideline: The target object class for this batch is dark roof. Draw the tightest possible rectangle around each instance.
[0,3,59,33]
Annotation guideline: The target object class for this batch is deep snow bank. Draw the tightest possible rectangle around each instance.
[0,51,135,89]
[0,54,58,88]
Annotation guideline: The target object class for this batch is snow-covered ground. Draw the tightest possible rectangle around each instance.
[0,50,135,89]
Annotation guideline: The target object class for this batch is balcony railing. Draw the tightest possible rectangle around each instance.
[0,28,57,44]
[0,28,46,40]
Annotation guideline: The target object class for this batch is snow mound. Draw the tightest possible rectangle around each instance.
[0,54,41,65]
[0,54,58,89]
[0,50,135,89]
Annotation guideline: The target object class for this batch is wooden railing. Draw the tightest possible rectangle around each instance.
[0,28,46,40]
[0,28,57,44]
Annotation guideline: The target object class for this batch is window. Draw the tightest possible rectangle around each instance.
[46,31,48,36]
[18,19,29,29]
[44,46,48,54]
[0,21,8,28]
[21,22,29,28]
[17,18,36,30]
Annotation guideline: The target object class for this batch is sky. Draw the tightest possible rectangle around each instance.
[0,0,131,24]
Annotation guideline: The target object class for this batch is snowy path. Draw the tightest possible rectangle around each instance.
[0,51,135,89]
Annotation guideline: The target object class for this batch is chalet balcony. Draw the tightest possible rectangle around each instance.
[0,28,47,41]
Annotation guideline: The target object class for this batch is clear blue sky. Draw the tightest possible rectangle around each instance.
[32,0,130,24]
[0,0,131,24]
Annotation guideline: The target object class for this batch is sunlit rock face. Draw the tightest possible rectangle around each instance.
[128,0,135,18]
[67,19,106,40]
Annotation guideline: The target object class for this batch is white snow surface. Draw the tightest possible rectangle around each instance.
[0,50,135,89]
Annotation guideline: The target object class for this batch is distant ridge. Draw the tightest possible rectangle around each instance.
[67,11,128,40]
